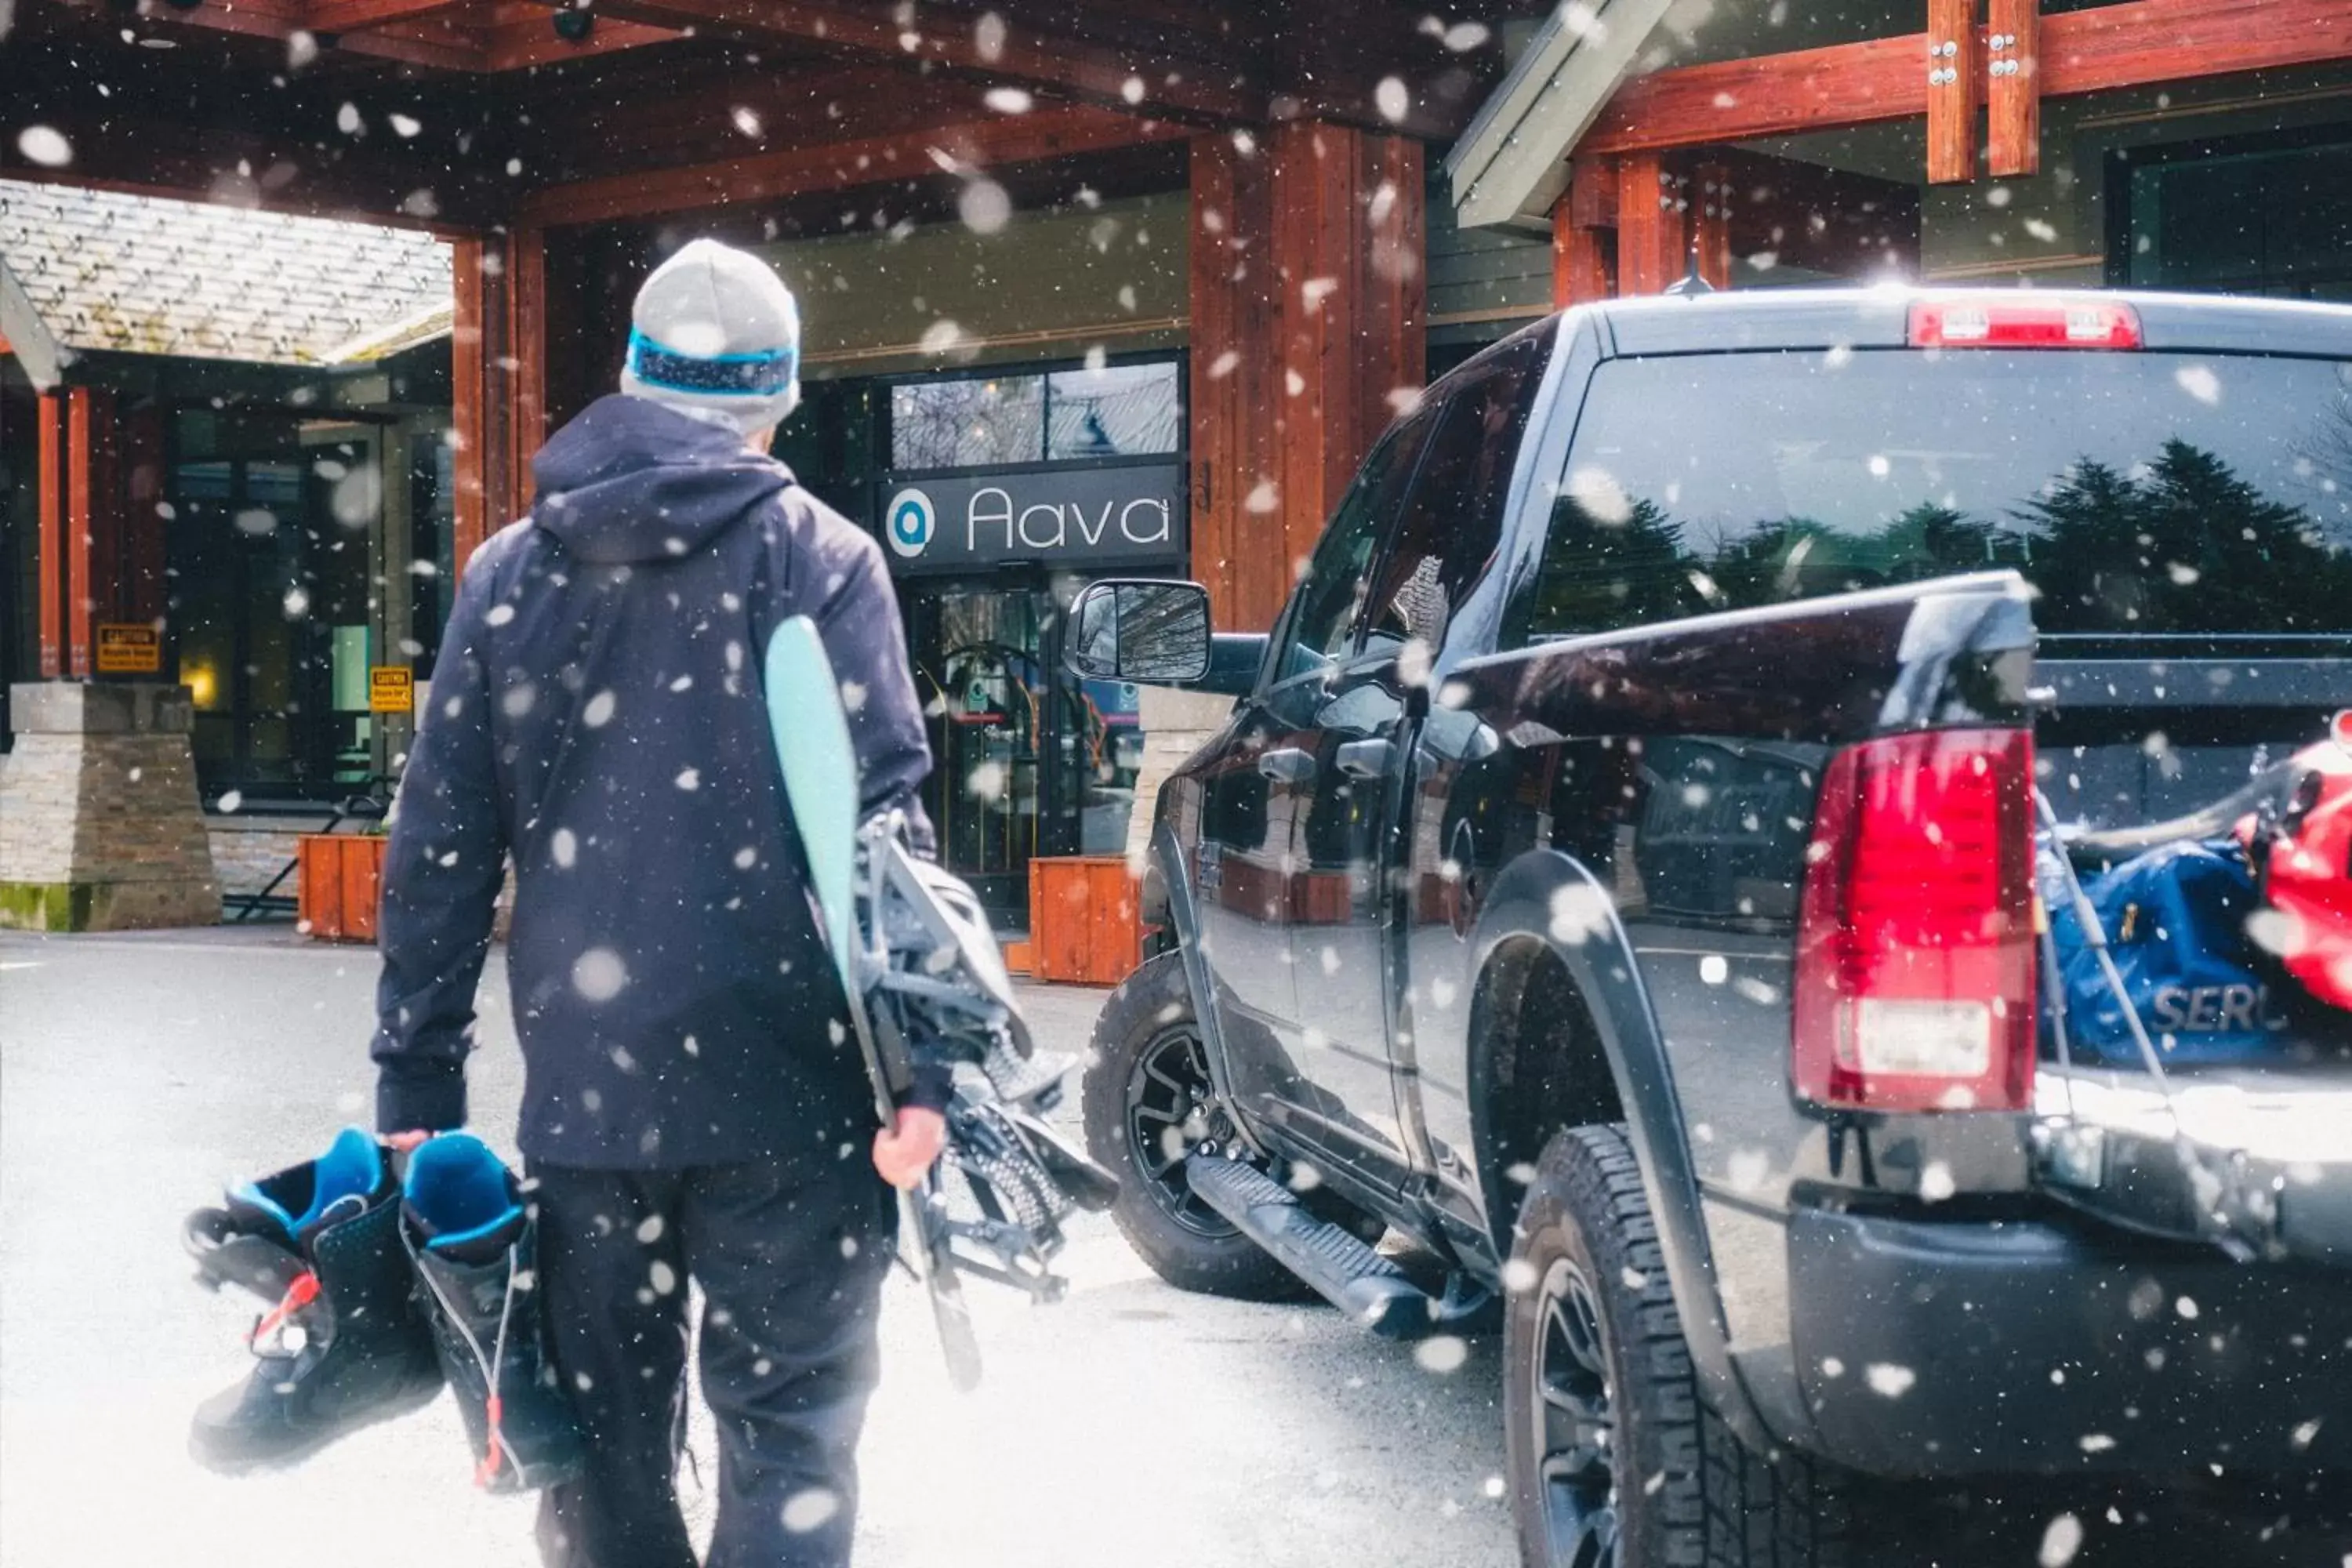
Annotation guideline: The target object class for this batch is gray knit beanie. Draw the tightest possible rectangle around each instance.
[619,238,802,436]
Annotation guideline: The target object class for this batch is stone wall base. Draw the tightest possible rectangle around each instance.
[0,682,221,932]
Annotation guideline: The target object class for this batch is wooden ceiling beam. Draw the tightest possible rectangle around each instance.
[487,13,685,70]
[576,0,1260,122]
[305,0,469,34]
[1581,0,2352,154]
[517,101,1187,226]
[100,0,489,72]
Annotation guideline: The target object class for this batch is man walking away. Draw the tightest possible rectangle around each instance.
[370,238,949,1567]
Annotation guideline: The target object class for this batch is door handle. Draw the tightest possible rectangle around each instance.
[1335,738,1394,781]
[1256,746,1316,785]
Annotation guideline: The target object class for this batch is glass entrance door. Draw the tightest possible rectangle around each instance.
[907,586,1054,921]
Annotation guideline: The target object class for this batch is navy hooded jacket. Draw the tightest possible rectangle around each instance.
[372,394,937,1169]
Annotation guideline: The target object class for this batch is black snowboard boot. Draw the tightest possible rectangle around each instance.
[401,1132,586,1494]
[188,1130,446,1474]
[183,1124,380,1301]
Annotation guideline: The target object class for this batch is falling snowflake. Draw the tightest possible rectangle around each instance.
[1865,1363,1916,1398]
[16,125,72,166]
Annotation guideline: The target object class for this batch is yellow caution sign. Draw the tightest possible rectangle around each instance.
[369,666,416,714]
[96,623,162,675]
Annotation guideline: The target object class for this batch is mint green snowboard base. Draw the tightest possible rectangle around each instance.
[763,615,862,1004]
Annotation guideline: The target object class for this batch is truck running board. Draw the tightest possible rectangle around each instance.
[1185,1153,1478,1340]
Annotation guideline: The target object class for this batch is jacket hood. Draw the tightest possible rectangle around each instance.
[530,394,796,565]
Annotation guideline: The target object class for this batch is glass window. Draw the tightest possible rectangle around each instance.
[1272,407,1439,684]
[2126,137,2352,300]
[1517,349,2352,645]
[1046,362,1181,459]
[1359,334,1546,658]
[891,375,1044,470]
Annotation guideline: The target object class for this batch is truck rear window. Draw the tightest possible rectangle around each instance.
[1521,348,2352,644]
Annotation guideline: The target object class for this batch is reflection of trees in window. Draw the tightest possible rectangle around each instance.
[2024,439,2352,633]
[1527,442,2352,638]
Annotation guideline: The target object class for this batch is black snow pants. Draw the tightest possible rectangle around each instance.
[528,1150,898,1568]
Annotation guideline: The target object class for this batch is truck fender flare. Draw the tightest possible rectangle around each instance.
[1469,846,1768,1449]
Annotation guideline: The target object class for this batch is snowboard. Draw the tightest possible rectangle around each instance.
[762,615,983,1391]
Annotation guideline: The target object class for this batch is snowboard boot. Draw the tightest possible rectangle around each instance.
[189,1129,446,1474]
[182,1125,382,1301]
[401,1133,586,1494]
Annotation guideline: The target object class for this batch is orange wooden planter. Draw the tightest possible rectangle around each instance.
[298,834,387,942]
[1027,855,1141,986]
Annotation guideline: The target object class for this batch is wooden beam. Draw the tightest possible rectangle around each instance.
[1582,0,2352,155]
[305,0,465,32]
[583,0,1258,122]
[1987,0,2042,176]
[488,14,684,70]
[1926,0,1980,184]
[451,238,492,572]
[1271,121,1360,614]
[129,0,487,73]
[1567,154,1619,231]
[519,103,1187,227]
[64,388,99,678]
[36,392,64,680]
[1354,133,1425,467]
[1616,151,1685,296]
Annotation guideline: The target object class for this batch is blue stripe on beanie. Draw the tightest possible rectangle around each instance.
[626,329,797,397]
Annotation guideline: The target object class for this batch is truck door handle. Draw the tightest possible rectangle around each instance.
[1257,746,1317,785]
[1335,738,1394,780]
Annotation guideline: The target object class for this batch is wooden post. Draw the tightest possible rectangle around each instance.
[64,387,103,677]
[35,391,63,678]
[505,224,549,523]
[1187,129,1277,632]
[1987,0,2040,177]
[1694,161,1733,289]
[1926,0,1981,184]
[1550,157,1618,307]
[1616,151,1686,296]
[1270,120,1363,615]
[451,237,491,570]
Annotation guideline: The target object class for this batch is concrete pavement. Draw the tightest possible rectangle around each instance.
[4,928,2344,1568]
[0,929,1515,1568]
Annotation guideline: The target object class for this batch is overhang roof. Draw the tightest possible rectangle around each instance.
[1444,0,1675,231]
[0,179,452,383]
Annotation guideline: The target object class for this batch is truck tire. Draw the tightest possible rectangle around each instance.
[1504,1123,1852,1568]
[1084,952,1375,1301]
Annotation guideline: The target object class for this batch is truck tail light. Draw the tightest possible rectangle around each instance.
[1793,729,2037,1112]
[1908,297,2141,350]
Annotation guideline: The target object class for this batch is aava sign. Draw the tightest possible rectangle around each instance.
[879,463,1185,575]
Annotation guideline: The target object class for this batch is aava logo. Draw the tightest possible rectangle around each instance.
[885,487,935,559]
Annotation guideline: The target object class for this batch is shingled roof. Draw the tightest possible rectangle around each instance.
[0,180,452,382]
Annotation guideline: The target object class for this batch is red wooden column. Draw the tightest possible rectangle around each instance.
[450,235,519,571]
[35,391,64,677]
[1987,0,2041,176]
[1616,151,1688,296]
[1550,156,1618,307]
[1926,0,1983,183]
[1188,129,1281,631]
[505,225,549,523]
[64,387,109,677]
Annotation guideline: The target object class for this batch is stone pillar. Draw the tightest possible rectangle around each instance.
[0,682,220,931]
[1126,686,1240,869]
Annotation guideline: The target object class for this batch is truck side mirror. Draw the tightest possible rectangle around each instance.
[1065,579,1213,685]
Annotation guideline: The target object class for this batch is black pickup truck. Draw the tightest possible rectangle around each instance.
[1062,289,2352,1566]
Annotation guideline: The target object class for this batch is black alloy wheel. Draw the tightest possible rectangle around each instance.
[1531,1255,1620,1566]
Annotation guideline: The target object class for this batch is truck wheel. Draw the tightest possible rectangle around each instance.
[1504,1124,1851,1568]
[1084,952,1370,1300]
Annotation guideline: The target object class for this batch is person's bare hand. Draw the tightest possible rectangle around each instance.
[872,1107,947,1190]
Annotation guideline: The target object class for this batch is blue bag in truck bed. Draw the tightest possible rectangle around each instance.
[2042,839,2290,1067]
